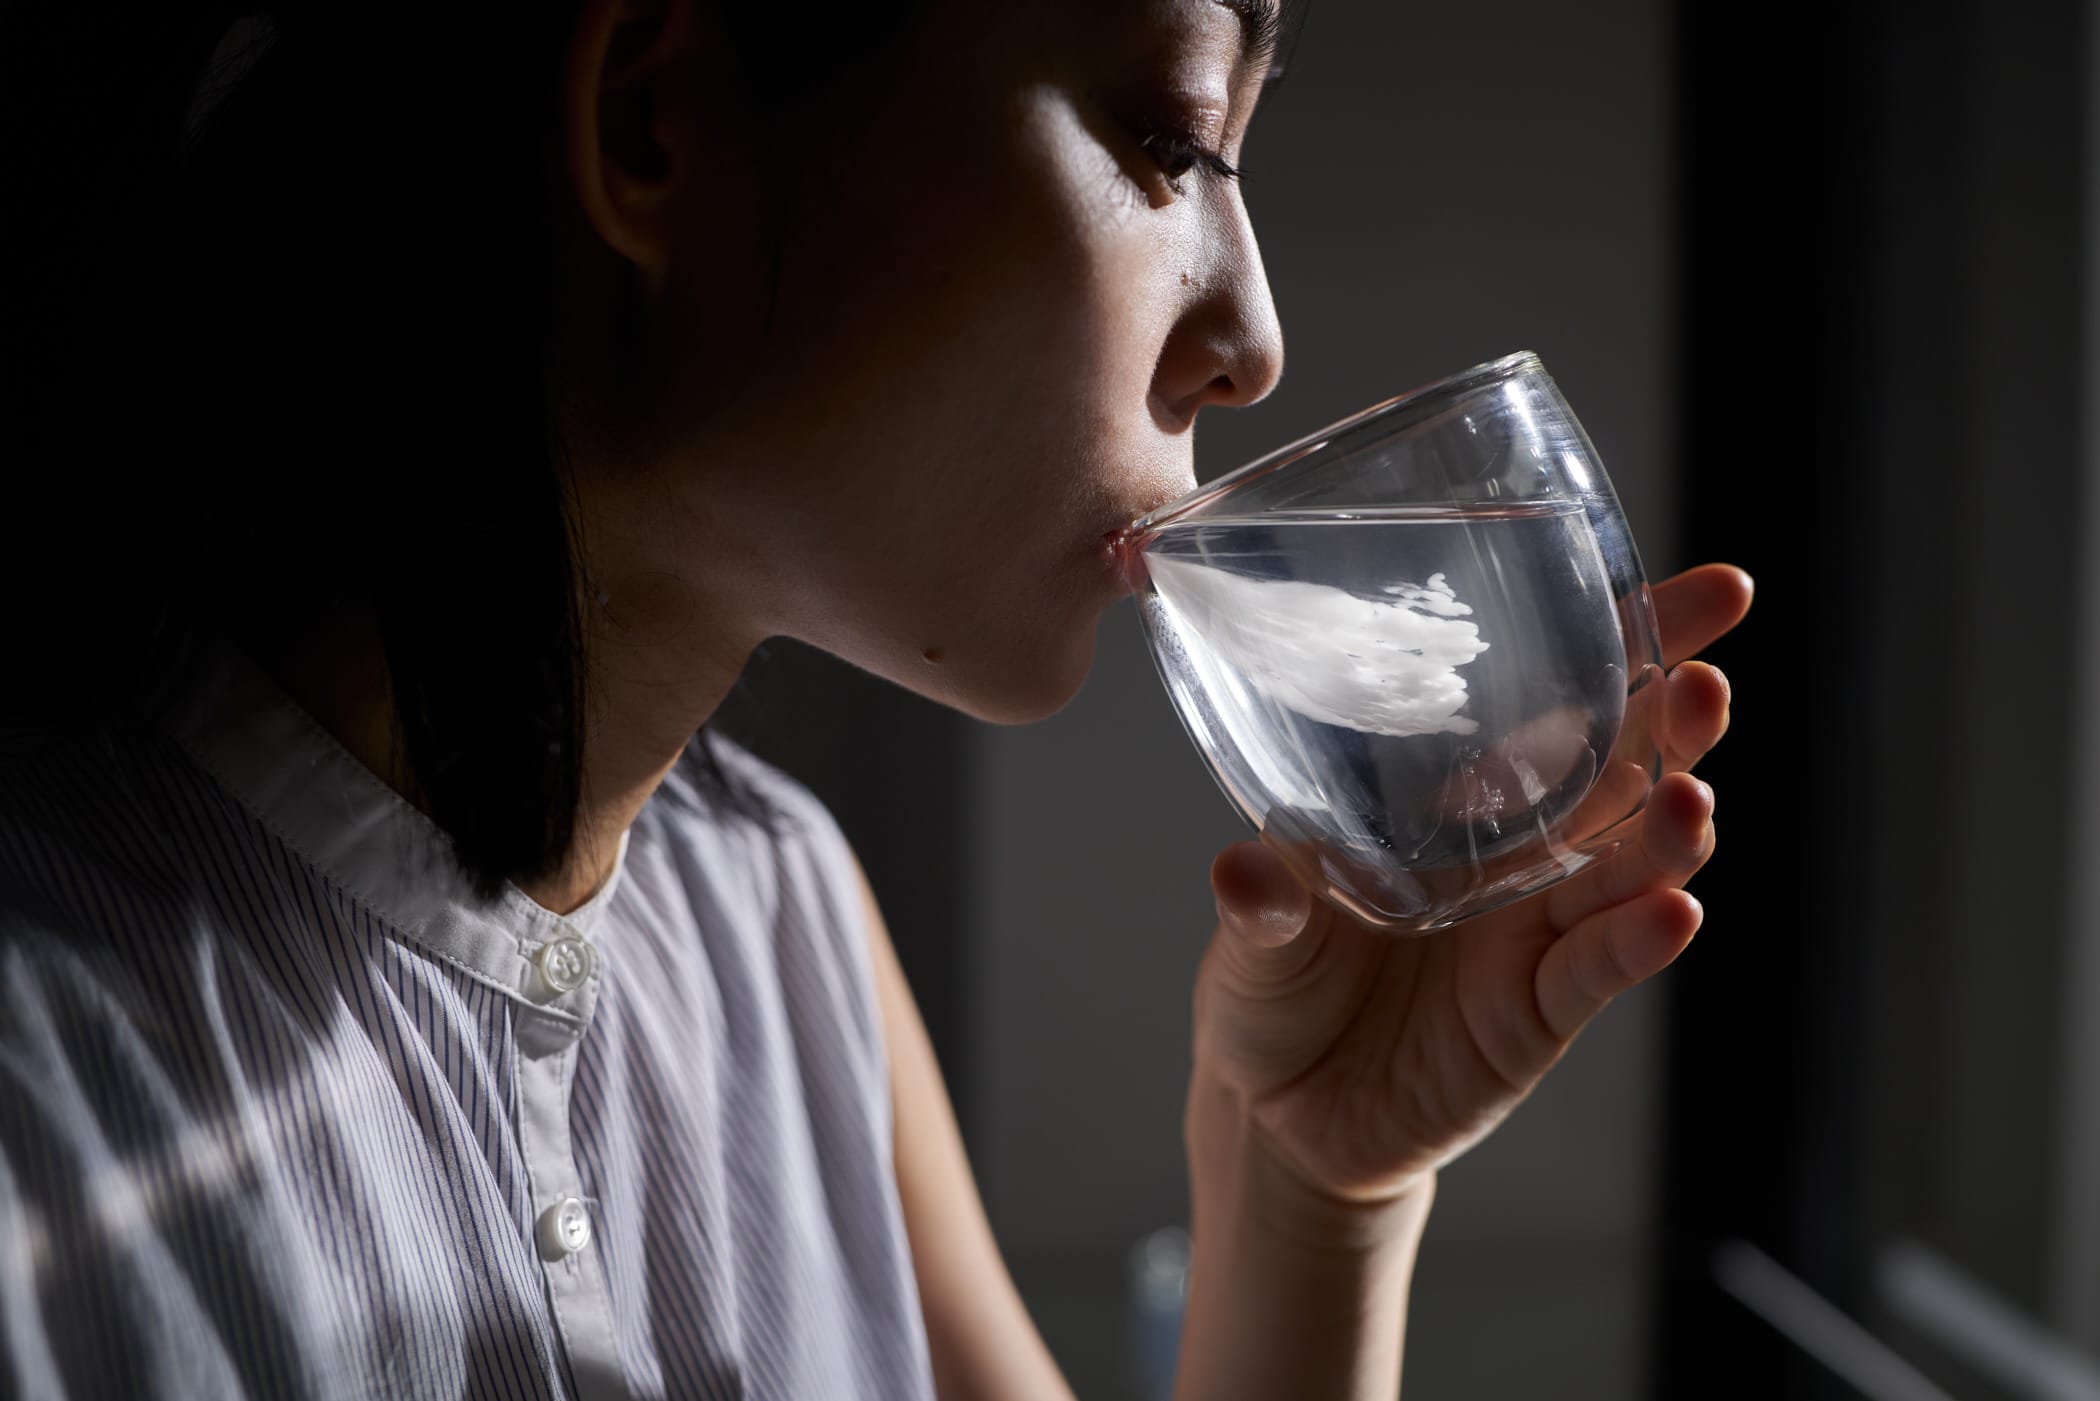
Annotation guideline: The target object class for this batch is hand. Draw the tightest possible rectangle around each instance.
[1188,564,1752,1210]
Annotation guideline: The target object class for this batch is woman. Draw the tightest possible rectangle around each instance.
[0,0,1750,1396]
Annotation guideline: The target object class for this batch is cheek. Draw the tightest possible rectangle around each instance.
[757,96,1171,535]
[671,82,1180,708]
[783,84,1164,399]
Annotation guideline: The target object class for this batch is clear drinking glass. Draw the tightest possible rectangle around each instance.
[1115,351,1665,932]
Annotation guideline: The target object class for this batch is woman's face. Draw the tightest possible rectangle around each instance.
[555,0,1286,726]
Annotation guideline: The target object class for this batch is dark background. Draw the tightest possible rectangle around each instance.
[716,0,2100,1396]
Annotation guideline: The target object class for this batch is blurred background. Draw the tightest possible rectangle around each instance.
[714,0,2099,1396]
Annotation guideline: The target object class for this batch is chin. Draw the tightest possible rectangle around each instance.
[918,623,1100,727]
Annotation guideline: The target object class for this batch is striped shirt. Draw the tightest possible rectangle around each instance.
[0,616,936,1400]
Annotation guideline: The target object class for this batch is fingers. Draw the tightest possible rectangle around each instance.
[1550,758,1654,849]
[1542,771,1715,936]
[1652,564,1754,668]
[1211,840,1320,952]
[1204,841,1373,1048]
[1662,660,1731,772]
[1534,886,1705,1041]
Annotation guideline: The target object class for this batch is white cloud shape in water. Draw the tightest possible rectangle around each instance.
[1146,558,1491,738]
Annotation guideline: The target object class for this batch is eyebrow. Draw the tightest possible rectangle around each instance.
[1212,0,1284,77]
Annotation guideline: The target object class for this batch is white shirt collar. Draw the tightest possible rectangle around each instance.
[142,611,628,1028]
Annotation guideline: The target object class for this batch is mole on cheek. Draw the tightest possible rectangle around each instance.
[921,647,945,664]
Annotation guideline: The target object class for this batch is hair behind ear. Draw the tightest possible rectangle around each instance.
[5,3,591,898]
[2,1,814,898]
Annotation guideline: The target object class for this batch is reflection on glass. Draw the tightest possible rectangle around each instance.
[1125,353,1664,931]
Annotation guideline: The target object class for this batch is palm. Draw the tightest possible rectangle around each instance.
[1193,564,1751,1205]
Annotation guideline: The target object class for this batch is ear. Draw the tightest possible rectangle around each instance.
[559,0,711,298]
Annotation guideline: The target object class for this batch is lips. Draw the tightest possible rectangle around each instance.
[1094,480,1185,596]
[1100,526,1150,595]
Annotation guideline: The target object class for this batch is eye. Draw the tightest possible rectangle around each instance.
[1132,121,1243,196]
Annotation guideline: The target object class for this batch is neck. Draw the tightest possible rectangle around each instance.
[218,579,752,917]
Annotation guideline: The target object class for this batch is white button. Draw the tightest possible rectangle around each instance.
[536,935,596,994]
[536,1196,592,1258]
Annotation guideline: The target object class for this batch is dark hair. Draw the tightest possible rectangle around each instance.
[0,1,917,901]
[1,1,1307,902]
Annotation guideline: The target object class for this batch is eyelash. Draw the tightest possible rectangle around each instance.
[1134,124,1243,194]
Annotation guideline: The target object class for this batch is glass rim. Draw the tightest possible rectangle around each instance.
[1126,349,1548,536]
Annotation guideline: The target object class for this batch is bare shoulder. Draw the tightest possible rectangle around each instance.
[829,831,1077,1401]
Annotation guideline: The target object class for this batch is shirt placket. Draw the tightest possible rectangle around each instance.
[514,929,630,1401]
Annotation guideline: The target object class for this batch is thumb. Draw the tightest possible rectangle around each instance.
[1211,840,1319,952]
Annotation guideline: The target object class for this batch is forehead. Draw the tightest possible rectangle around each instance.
[1104,0,1273,67]
[993,0,1277,91]
[868,0,1282,119]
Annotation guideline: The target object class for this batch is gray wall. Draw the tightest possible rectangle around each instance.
[2060,0,2100,1350]
[965,2,1677,1396]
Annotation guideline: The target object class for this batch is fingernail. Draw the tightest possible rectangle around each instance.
[1707,664,1730,703]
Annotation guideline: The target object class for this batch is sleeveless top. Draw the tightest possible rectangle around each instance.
[0,618,936,1400]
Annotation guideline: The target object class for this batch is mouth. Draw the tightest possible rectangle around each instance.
[1094,482,1185,596]
[1099,526,1151,595]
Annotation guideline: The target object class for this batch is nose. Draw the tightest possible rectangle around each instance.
[1150,203,1286,430]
